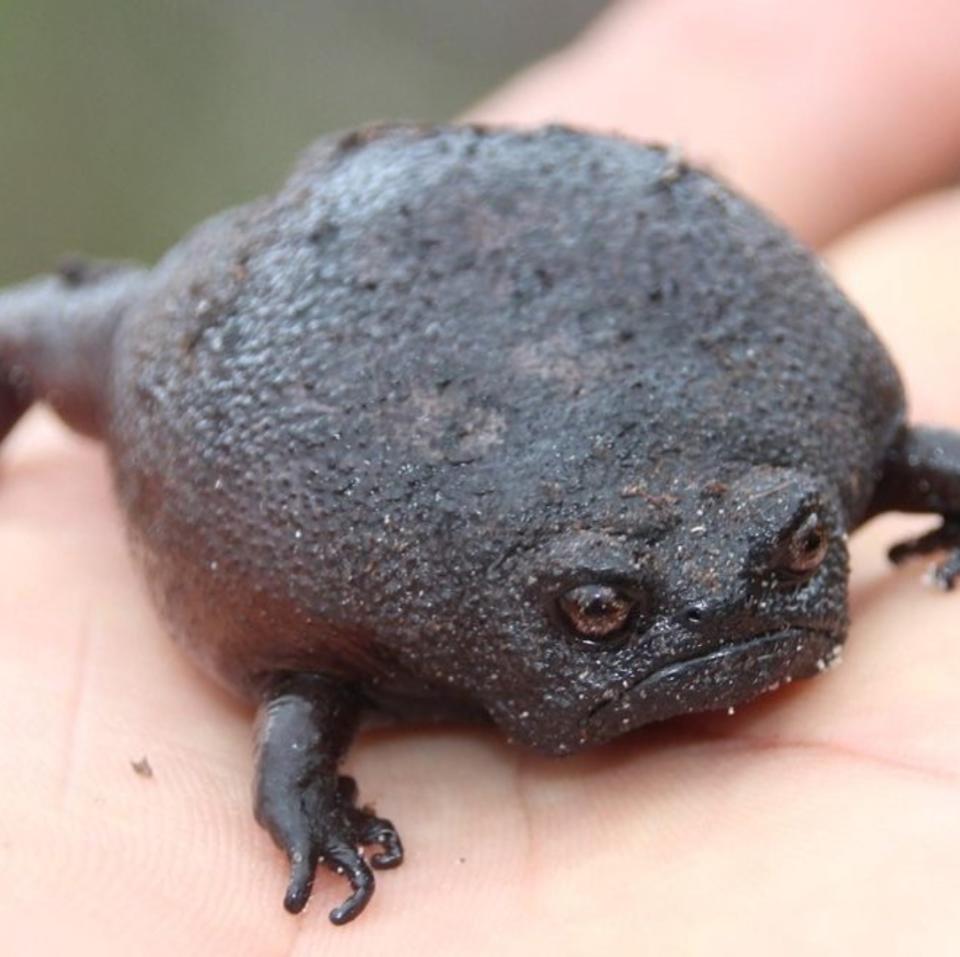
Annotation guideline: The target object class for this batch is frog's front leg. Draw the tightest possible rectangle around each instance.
[868,426,960,589]
[253,673,403,924]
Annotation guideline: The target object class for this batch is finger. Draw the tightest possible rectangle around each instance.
[826,187,960,421]
[472,0,960,247]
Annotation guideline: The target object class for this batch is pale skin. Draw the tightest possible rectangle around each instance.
[3,0,960,953]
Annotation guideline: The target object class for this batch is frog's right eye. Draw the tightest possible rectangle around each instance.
[557,584,635,641]
[771,509,830,582]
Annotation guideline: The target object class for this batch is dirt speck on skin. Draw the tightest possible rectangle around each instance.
[130,756,154,779]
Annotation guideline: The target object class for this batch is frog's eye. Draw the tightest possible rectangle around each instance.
[773,510,829,581]
[558,584,635,640]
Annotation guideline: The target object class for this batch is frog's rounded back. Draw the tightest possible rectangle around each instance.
[106,124,905,693]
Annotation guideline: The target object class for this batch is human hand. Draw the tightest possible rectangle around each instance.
[3,1,959,953]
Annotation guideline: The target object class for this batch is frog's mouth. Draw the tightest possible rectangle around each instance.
[583,626,841,739]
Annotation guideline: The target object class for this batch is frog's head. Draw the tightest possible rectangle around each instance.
[471,466,848,754]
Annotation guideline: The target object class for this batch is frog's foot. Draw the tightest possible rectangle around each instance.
[889,517,960,590]
[264,773,403,923]
[0,265,149,442]
[869,427,960,590]
[253,673,403,925]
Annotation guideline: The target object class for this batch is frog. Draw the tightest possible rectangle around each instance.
[1,123,957,925]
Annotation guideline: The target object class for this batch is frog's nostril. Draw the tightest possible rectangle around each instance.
[683,604,708,627]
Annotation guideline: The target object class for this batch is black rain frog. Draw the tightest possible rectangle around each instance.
[1,124,957,923]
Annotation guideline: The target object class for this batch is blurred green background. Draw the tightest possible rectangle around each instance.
[0,0,608,284]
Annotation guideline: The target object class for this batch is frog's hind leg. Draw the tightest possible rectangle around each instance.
[0,261,148,442]
[868,425,960,589]
[254,673,403,925]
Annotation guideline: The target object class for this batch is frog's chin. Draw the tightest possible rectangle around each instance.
[512,626,843,756]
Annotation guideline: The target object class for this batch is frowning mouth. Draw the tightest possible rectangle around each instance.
[586,626,840,724]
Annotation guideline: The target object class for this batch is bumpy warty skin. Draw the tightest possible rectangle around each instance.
[106,124,906,753]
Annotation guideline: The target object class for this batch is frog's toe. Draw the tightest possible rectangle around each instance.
[334,774,404,868]
[361,816,404,869]
[334,785,401,871]
[931,550,960,591]
[283,839,320,914]
[322,841,376,925]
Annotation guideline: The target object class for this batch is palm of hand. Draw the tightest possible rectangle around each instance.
[5,1,960,951]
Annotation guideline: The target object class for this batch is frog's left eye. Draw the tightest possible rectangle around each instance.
[558,584,635,640]
[773,511,830,581]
